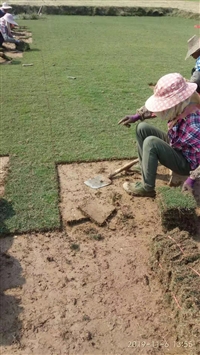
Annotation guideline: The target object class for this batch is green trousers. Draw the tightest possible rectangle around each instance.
[136,122,191,191]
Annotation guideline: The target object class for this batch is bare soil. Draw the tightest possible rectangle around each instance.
[1,159,199,355]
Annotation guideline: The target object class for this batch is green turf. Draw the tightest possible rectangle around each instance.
[158,187,196,210]
[157,186,197,232]
[0,15,197,234]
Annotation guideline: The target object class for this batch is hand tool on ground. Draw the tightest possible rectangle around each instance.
[84,175,112,189]
[84,158,139,189]
[108,158,139,179]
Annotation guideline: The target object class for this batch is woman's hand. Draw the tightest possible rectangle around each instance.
[182,177,195,193]
[118,114,141,128]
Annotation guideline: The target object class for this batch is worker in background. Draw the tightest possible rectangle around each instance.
[0,13,21,48]
[182,35,200,194]
[185,35,200,93]
[0,2,12,18]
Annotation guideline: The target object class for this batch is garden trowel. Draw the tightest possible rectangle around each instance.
[84,175,112,189]
[84,158,139,189]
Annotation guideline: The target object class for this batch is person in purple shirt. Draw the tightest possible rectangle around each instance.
[118,73,200,197]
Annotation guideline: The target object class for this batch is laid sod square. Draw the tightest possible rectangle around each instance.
[157,186,197,232]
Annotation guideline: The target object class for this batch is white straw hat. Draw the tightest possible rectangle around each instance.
[145,73,197,112]
[1,2,12,9]
[185,35,200,60]
[3,13,18,25]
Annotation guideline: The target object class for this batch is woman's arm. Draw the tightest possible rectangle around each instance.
[190,70,200,94]
[118,106,156,127]
[190,165,200,179]
[136,105,156,120]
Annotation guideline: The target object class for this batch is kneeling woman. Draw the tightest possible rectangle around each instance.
[119,73,200,197]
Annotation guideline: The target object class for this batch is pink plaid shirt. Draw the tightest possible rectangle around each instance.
[168,110,200,170]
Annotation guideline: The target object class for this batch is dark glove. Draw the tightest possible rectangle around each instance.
[182,177,195,193]
[118,114,141,128]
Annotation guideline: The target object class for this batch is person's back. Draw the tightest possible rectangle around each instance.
[0,9,5,17]
[185,35,200,93]
[0,15,10,41]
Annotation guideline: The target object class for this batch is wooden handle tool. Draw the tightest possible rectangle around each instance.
[108,158,139,179]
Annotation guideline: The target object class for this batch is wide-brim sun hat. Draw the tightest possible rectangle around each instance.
[3,13,18,26]
[1,2,12,9]
[185,35,200,60]
[145,73,197,112]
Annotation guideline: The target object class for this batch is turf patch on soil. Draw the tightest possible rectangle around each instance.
[151,228,200,355]
[157,186,197,232]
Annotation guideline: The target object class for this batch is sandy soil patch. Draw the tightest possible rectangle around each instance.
[1,160,199,355]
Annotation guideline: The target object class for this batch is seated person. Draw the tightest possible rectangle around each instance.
[185,35,200,93]
[118,73,200,197]
[0,12,20,48]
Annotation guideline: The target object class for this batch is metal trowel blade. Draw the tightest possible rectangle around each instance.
[84,175,112,189]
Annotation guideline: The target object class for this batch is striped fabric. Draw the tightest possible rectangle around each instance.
[168,110,200,170]
[195,56,200,72]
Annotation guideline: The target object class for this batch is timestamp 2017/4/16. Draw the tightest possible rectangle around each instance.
[128,341,194,348]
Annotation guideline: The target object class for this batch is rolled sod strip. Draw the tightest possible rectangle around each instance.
[157,186,197,233]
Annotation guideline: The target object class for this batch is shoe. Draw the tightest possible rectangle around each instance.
[123,181,156,197]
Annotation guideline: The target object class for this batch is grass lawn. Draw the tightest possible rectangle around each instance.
[0,15,197,234]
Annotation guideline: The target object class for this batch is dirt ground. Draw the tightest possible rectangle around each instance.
[0,158,199,355]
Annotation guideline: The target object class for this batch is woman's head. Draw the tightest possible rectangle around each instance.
[145,73,197,114]
[1,2,12,12]
[3,13,18,26]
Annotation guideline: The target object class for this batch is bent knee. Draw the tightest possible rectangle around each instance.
[136,121,151,135]
[143,136,162,149]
